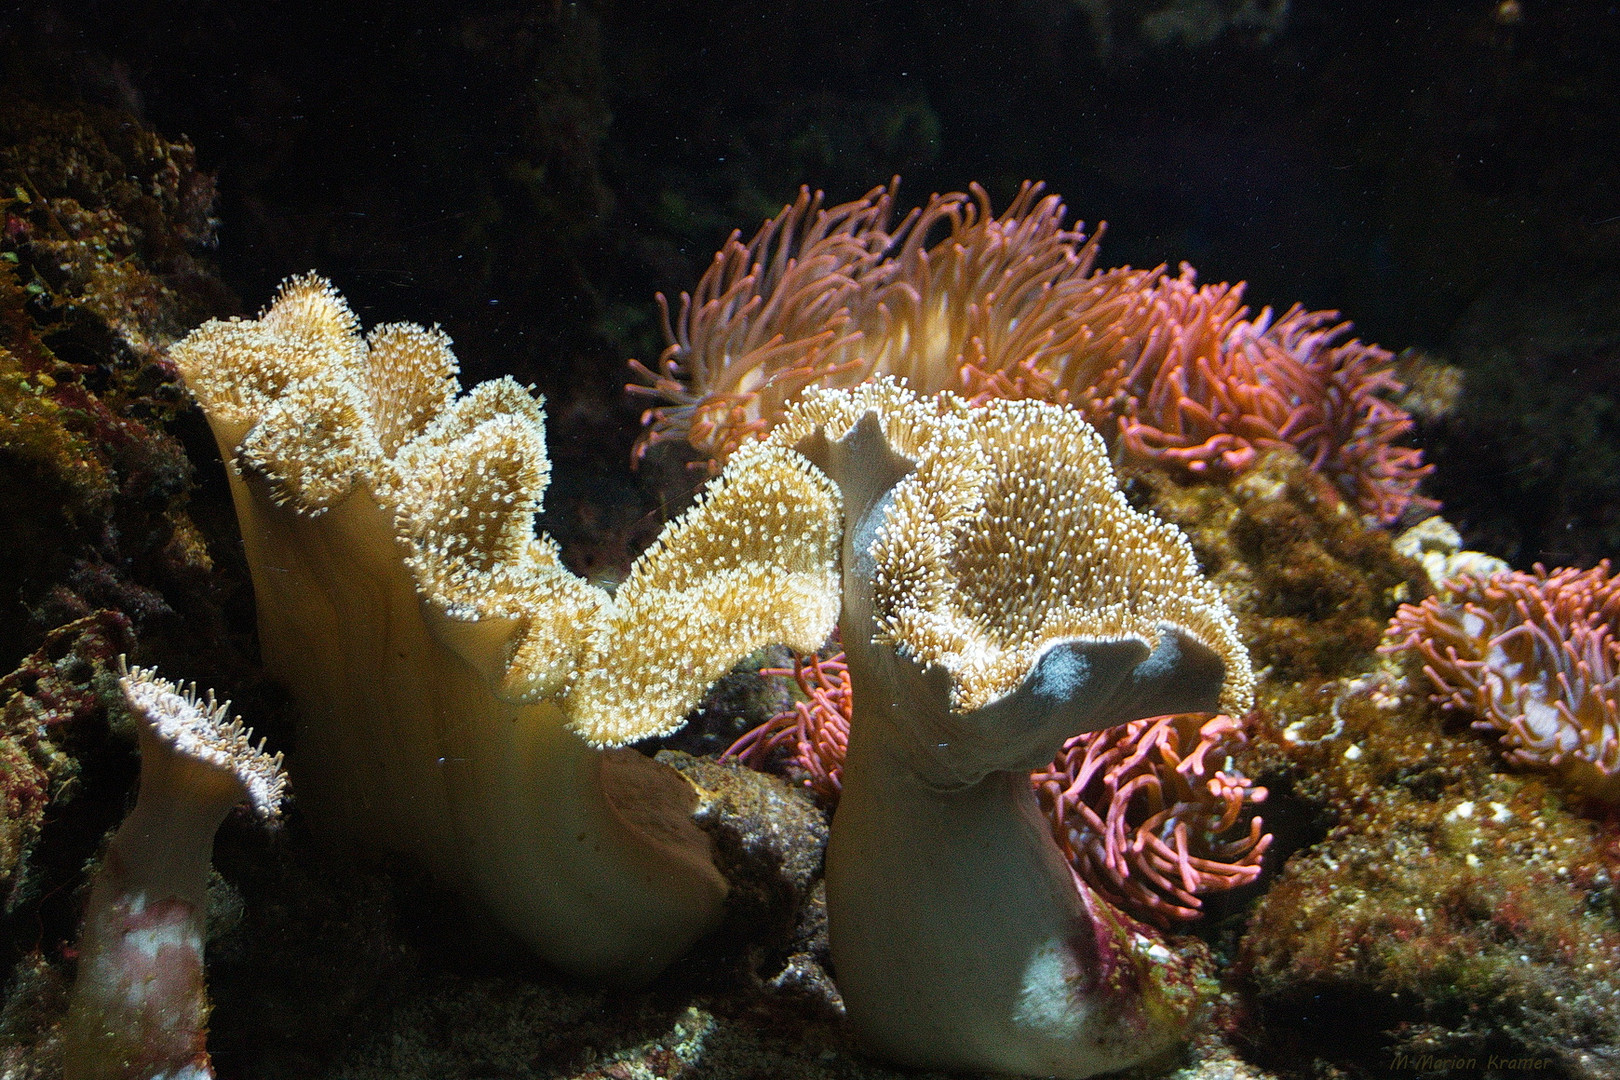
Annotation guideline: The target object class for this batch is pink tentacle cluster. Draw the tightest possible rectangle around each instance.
[724,651,850,800]
[1116,271,1286,475]
[1031,713,1271,923]
[1383,561,1620,801]
[724,649,1270,924]
[630,180,1433,524]
[628,185,899,465]
[1106,273,1437,524]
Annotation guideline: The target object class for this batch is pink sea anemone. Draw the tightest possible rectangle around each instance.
[1383,562,1620,801]
[629,180,1155,467]
[725,648,1270,924]
[1117,275,1435,524]
[630,179,1433,524]
[724,650,849,801]
[1031,713,1270,923]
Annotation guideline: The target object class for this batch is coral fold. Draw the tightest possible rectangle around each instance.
[170,274,842,983]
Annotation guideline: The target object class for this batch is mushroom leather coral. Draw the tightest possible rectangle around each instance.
[769,381,1252,1078]
[169,275,842,984]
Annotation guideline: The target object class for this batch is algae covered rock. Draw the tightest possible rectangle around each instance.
[0,611,131,903]
[0,96,232,667]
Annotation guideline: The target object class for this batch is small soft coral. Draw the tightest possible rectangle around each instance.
[1382,562,1620,802]
[63,661,285,1080]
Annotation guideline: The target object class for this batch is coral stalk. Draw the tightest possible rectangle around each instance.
[727,648,1269,924]
[63,662,285,1080]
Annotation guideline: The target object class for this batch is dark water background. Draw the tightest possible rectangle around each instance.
[6,0,1620,563]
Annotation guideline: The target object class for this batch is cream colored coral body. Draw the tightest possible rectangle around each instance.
[171,275,842,983]
[223,474,463,862]
[787,383,1249,1077]
[832,722,1175,1077]
[428,685,729,979]
[222,463,727,981]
